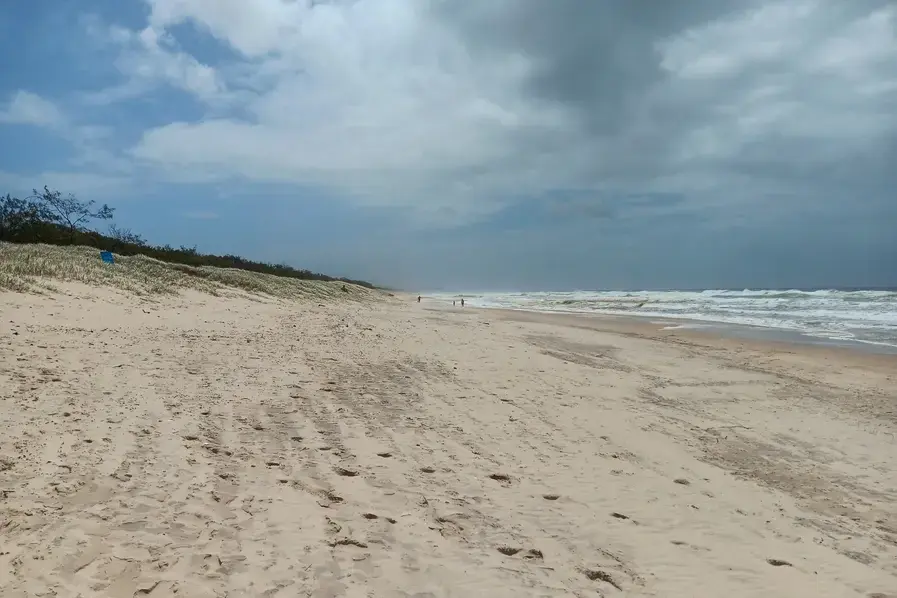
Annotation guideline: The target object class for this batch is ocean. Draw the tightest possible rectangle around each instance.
[430,289,897,351]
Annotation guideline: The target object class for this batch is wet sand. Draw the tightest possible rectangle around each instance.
[2,285,895,597]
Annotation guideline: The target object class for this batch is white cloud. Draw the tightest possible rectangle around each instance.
[0,90,64,128]
[10,0,897,225]
[656,1,897,170]
[81,20,225,105]
[146,0,307,57]
[0,88,132,178]
[102,0,894,220]
[808,7,896,73]
[124,25,224,99]
[112,0,574,220]
[0,88,135,194]
[657,1,816,80]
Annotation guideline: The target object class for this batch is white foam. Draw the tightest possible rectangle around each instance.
[430,289,897,348]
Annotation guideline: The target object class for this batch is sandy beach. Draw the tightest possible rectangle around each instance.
[2,285,896,597]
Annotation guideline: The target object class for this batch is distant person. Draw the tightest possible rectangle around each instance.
[453,300,456,306]
[461,298,465,307]
[417,295,421,303]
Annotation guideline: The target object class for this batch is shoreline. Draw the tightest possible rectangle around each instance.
[482,307,897,370]
[461,305,897,357]
[417,288,897,356]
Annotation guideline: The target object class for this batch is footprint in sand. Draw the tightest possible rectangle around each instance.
[328,538,368,548]
[362,513,397,523]
[497,547,544,560]
[523,549,543,561]
[488,473,512,486]
[319,490,345,506]
[581,568,622,591]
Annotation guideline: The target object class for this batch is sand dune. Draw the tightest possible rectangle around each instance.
[2,279,896,597]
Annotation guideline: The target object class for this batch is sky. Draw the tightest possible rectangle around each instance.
[2,0,896,291]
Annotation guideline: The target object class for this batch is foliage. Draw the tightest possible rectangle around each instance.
[0,188,375,289]
[28,186,114,240]
[108,224,147,247]
[0,242,382,301]
[0,193,55,241]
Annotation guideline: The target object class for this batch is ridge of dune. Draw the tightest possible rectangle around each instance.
[0,242,384,303]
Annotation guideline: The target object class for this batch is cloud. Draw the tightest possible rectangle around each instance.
[0,90,64,128]
[80,20,225,105]
[0,87,131,184]
[146,0,307,57]
[80,0,572,219]
[69,0,888,227]
[6,0,897,237]
[654,1,897,166]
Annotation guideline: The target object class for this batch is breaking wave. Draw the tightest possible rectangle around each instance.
[434,288,897,349]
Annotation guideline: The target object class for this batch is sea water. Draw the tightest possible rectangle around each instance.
[431,289,897,350]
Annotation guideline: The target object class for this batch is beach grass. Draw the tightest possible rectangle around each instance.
[0,242,381,302]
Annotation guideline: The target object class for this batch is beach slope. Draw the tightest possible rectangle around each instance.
[1,279,895,596]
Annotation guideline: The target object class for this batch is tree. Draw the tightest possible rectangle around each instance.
[30,186,114,242]
[108,223,146,247]
[0,193,53,242]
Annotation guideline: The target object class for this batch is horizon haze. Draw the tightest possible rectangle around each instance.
[2,0,896,291]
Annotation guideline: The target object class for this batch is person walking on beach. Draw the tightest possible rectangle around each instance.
[417,295,421,303]
[460,298,465,307]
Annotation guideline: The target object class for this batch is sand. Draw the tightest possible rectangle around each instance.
[1,284,896,597]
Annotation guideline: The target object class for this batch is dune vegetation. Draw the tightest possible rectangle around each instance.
[1,187,379,301]
[0,242,382,302]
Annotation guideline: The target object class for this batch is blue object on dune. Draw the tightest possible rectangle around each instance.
[100,251,115,264]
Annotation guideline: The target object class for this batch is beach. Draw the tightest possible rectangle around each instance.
[2,285,896,597]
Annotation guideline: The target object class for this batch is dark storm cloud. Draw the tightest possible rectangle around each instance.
[106,0,896,233]
[430,0,897,203]
[433,0,735,132]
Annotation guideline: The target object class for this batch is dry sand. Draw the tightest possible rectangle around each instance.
[2,284,896,597]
